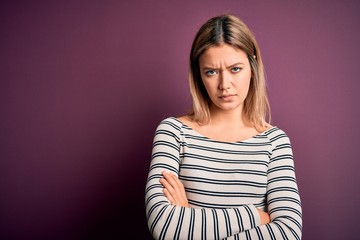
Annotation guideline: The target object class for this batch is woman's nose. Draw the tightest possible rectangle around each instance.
[219,71,231,90]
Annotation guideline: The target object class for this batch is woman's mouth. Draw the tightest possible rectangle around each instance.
[219,94,236,100]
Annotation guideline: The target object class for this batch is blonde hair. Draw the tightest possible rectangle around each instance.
[188,14,271,131]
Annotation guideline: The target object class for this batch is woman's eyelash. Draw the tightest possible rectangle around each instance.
[205,67,241,75]
[205,70,217,75]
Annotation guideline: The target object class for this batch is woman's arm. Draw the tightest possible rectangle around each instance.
[145,118,262,240]
[227,129,303,239]
[160,171,271,225]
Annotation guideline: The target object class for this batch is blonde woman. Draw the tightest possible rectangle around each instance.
[145,14,302,240]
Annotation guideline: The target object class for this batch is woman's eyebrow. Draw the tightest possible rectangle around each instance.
[226,62,245,68]
[202,62,245,70]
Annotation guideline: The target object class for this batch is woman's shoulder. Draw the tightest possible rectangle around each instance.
[156,116,184,131]
[263,125,292,145]
[160,115,195,126]
[176,115,193,126]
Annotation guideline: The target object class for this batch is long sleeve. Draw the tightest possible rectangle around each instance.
[227,129,302,239]
[145,119,261,240]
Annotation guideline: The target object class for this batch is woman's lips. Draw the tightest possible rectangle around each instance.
[219,94,236,100]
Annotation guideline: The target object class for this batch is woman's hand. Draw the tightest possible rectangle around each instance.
[159,171,189,208]
[257,208,271,225]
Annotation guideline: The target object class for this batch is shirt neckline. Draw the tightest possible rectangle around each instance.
[171,117,276,144]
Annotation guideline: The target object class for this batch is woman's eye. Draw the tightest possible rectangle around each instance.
[231,67,241,73]
[205,70,217,76]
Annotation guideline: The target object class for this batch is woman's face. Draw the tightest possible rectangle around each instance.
[199,44,252,113]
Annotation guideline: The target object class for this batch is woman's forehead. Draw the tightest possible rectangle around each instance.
[199,44,248,67]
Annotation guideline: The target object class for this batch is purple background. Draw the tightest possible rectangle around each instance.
[1,0,360,239]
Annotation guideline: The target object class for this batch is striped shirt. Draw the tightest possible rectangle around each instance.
[145,117,302,240]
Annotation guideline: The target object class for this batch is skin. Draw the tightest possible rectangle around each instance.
[160,44,271,225]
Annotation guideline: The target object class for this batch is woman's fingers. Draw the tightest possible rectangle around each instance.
[162,171,183,190]
[159,177,174,193]
[257,208,271,225]
[160,171,189,207]
[162,188,175,204]
[160,174,180,198]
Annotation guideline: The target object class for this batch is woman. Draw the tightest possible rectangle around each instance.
[145,14,302,240]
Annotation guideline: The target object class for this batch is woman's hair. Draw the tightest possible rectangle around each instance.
[188,14,271,131]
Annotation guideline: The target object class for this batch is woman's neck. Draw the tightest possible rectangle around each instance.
[208,105,249,128]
